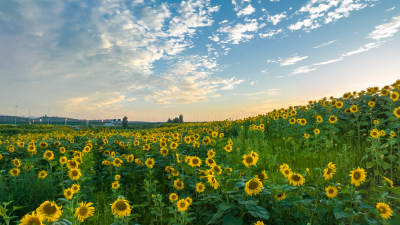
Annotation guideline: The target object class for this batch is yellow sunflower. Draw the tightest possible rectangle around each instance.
[350,105,358,113]
[145,158,155,169]
[368,101,375,108]
[207,175,220,190]
[206,157,216,167]
[350,167,367,186]
[394,106,400,118]
[20,211,44,225]
[37,201,62,222]
[242,154,257,167]
[224,145,232,152]
[74,201,95,222]
[376,202,393,219]
[390,91,399,101]
[68,168,82,180]
[177,199,189,212]
[207,149,216,158]
[113,158,123,167]
[254,221,265,225]
[275,192,286,201]
[245,178,263,196]
[314,129,320,135]
[383,177,394,187]
[110,198,131,218]
[195,182,205,193]
[71,184,80,193]
[59,156,68,165]
[160,147,168,156]
[9,168,20,177]
[323,162,336,180]
[185,197,193,206]
[370,129,380,138]
[188,156,202,167]
[111,181,120,190]
[169,193,178,202]
[325,186,338,198]
[174,179,184,190]
[329,115,337,124]
[38,170,47,179]
[64,188,74,199]
[256,170,268,181]
[288,172,305,186]
[43,150,54,161]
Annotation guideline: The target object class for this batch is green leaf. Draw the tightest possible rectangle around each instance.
[222,214,243,225]
[245,204,270,220]
[382,162,392,170]
[366,162,374,169]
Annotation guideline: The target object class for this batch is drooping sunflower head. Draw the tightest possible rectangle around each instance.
[20,211,44,225]
[376,202,393,219]
[110,198,131,218]
[37,201,62,222]
[275,192,286,201]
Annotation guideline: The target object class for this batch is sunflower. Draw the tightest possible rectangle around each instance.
[113,158,123,167]
[212,165,222,175]
[12,158,21,168]
[242,154,257,167]
[67,160,79,169]
[20,211,44,225]
[254,221,265,225]
[370,129,380,138]
[207,149,216,158]
[188,156,202,167]
[43,150,54,161]
[368,101,375,108]
[111,198,131,218]
[145,158,155,169]
[27,145,37,154]
[169,193,178,202]
[174,179,184,190]
[74,201,95,222]
[115,174,121,181]
[37,201,62,222]
[71,184,80,193]
[206,157,216,167]
[335,101,343,108]
[59,156,68,165]
[63,188,73,199]
[224,145,232,152]
[394,106,400,118]
[299,119,307,126]
[390,131,396,137]
[9,168,20,177]
[323,162,336,180]
[314,129,320,135]
[350,167,367,186]
[40,142,48,148]
[380,130,386,136]
[350,105,358,113]
[281,168,292,178]
[289,118,296,124]
[329,115,337,124]
[256,170,268,180]
[207,175,220,190]
[185,197,193,206]
[325,186,338,198]
[159,147,168,157]
[376,202,393,219]
[288,172,305,186]
[68,168,82,180]
[111,181,120,190]
[196,182,205,193]
[245,178,263,196]
[275,192,286,201]
[177,199,189,212]
[390,91,399,101]
[170,142,178,149]
[304,133,310,139]
[38,170,47,179]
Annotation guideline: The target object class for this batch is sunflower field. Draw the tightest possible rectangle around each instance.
[1,81,400,225]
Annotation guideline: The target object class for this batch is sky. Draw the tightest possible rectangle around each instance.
[1,0,400,122]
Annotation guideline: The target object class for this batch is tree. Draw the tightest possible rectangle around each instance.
[172,117,180,123]
[167,118,172,123]
[179,114,183,123]
[122,116,128,128]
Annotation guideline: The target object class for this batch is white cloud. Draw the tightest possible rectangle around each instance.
[267,12,286,25]
[313,40,337,48]
[368,15,400,40]
[280,55,308,66]
[218,19,260,44]
[234,89,280,96]
[387,7,396,12]
[237,4,256,17]
[260,69,269,74]
[291,66,316,75]
[312,57,343,66]
[259,29,282,38]
[342,42,382,57]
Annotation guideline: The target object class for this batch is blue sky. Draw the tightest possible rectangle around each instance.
[1,0,399,121]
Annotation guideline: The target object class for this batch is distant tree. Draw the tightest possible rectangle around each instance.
[167,118,172,123]
[122,116,128,128]
[179,114,183,123]
[172,117,180,123]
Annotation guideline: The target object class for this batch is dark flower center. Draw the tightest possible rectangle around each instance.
[116,201,127,211]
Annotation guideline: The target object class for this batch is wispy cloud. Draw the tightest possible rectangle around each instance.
[312,57,343,66]
[218,19,261,44]
[291,66,316,75]
[280,55,308,66]
[234,89,280,96]
[313,40,337,48]
[368,15,400,40]
[267,12,286,25]
[387,7,396,12]
[342,42,383,57]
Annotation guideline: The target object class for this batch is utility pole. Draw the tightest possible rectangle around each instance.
[15,105,18,125]
[29,110,31,124]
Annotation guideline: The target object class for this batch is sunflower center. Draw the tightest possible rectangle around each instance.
[292,174,300,181]
[327,168,332,174]
[177,181,183,187]
[328,189,334,194]
[248,180,259,189]
[79,207,88,216]
[259,173,265,179]
[245,156,254,164]
[379,207,386,213]
[396,109,400,115]
[192,159,199,164]
[179,202,186,207]
[46,153,52,157]
[43,204,57,215]
[277,194,283,197]
[213,166,220,172]
[72,170,79,176]
[115,201,127,211]
[284,170,290,175]
[27,217,41,225]
[353,171,361,180]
